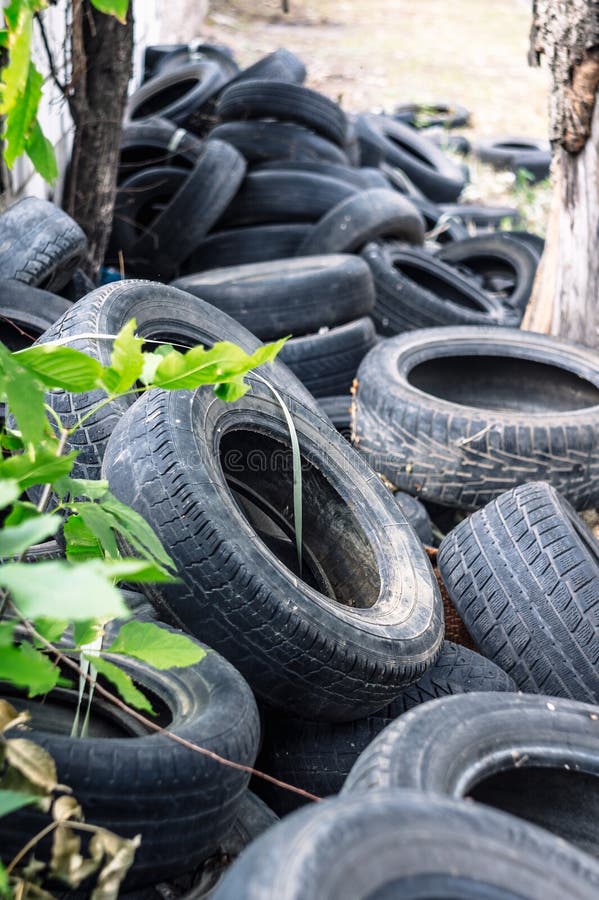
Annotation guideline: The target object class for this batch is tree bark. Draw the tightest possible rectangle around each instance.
[64,1,133,280]
[524,0,599,347]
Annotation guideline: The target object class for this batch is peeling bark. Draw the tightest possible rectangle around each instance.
[524,1,599,348]
[64,1,133,279]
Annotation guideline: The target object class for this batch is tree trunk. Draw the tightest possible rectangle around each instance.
[523,0,599,347]
[65,0,133,280]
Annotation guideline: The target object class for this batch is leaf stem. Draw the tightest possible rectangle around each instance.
[34,429,69,515]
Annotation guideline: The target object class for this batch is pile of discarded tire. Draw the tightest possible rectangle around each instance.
[3,39,599,900]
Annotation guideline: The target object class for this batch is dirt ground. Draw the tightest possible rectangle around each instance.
[200,0,549,137]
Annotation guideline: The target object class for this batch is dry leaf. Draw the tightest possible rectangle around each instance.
[5,739,57,791]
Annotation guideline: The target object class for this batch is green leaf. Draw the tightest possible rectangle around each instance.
[54,476,110,501]
[17,344,104,391]
[25,118,58,183]
[0,343,46,447]
[214,378,250,402]
[2,61,42,168]
[89,0,129,24]
[89,557,176,584]
[0,4,33,115]
[63,514,104,562]
[0,560,130,621]
[73,619,102,647]
[33,617,69,644]
[0,859,10,897]
[139,344,175,386]
[0,513,61,558]
[74,503,119,559]
[99,492,175,571]
[101,319,144,394]
[0,643,60,696]
[0,478,20,510]
[0,788,38,818]
[107,621,205,669]
[0,445,78,490]
[0,622,16,647]
[0,429,24,451]
[152,338,286,391]
[4,501,38,527]
[85,655,153,713]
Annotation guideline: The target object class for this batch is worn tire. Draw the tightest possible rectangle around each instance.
[279,317,377,397]
[343,691,599,862]
[295,188,425,256]
[219,171,357,228]
[0,198,86,292]
[181,224,312,273]
[317,395,352,439]
[40,280,319,481]
[1,624,260,889]
[362,243,507,335]
[126,61,229,133]
[212,789,599,900]
[254,641,514,813]
[475,136,551,182]
[393,101,471,129]
[438,203,520,229]
[216,79,348,147]
[438,481,599,700]
[255,160,389,190]
[0,279,72,350]
[172,254,375,340]
[394,491,434,545]
[355,113,466,202]
[351,326,599,510]
[209,120,349,165]
[437,232,539,313]
[229,49,306,87]
[128,139,246,278]
[118,117,204,182]
[103,379,443,722]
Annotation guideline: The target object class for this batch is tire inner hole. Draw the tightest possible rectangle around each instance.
[393,261,488,310]
[219,429,380,607]
[468,766,599,859]
[408,355,599,412]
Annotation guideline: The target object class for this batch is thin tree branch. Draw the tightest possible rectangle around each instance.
[34,12,68,96]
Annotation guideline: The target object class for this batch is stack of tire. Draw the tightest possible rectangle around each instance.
[5,39,591,900]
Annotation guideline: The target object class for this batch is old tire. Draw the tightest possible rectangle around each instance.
[351,326,599,510]
[103,379,443,722]
[438,481,599,700]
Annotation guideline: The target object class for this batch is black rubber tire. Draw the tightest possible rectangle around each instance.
[0,279,72,350]
[103,378,443,722]
[351,326,599,510]
[227,49,306,87]
[127,139,246,279]
[149,42,240,83]
[438,481,599,700]
[126,61,229,133]
[426,130,471,155]
[0,198,86,292]
[254,641,515,814]
[118,117,204,182]
[209,120,349,165]
[40,280,319,481]
[218,171,357,228]
[279,317,377,398]
[0,624,260,889]
[436,232,539,313]
[362,243,508,335]
[475,136,551,182]
[211,789,599,900]
[438,203,520,228]
[108,166,188,266]
[255,160,389,190]
[355,114,467,203]
[503,229,545,259]
[295,188,425,256]
[343,691,599,863]
[317,395,352,439]
[409,195,470,243]
[181,224,312,273]
[393,101,471,129]
[172,254,375,341]
[394,491,433,545]
[216,79,348,147]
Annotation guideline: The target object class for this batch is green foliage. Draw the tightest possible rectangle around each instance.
[0,0,131,181]
[85,655,153,713]
[107,620,206,669]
